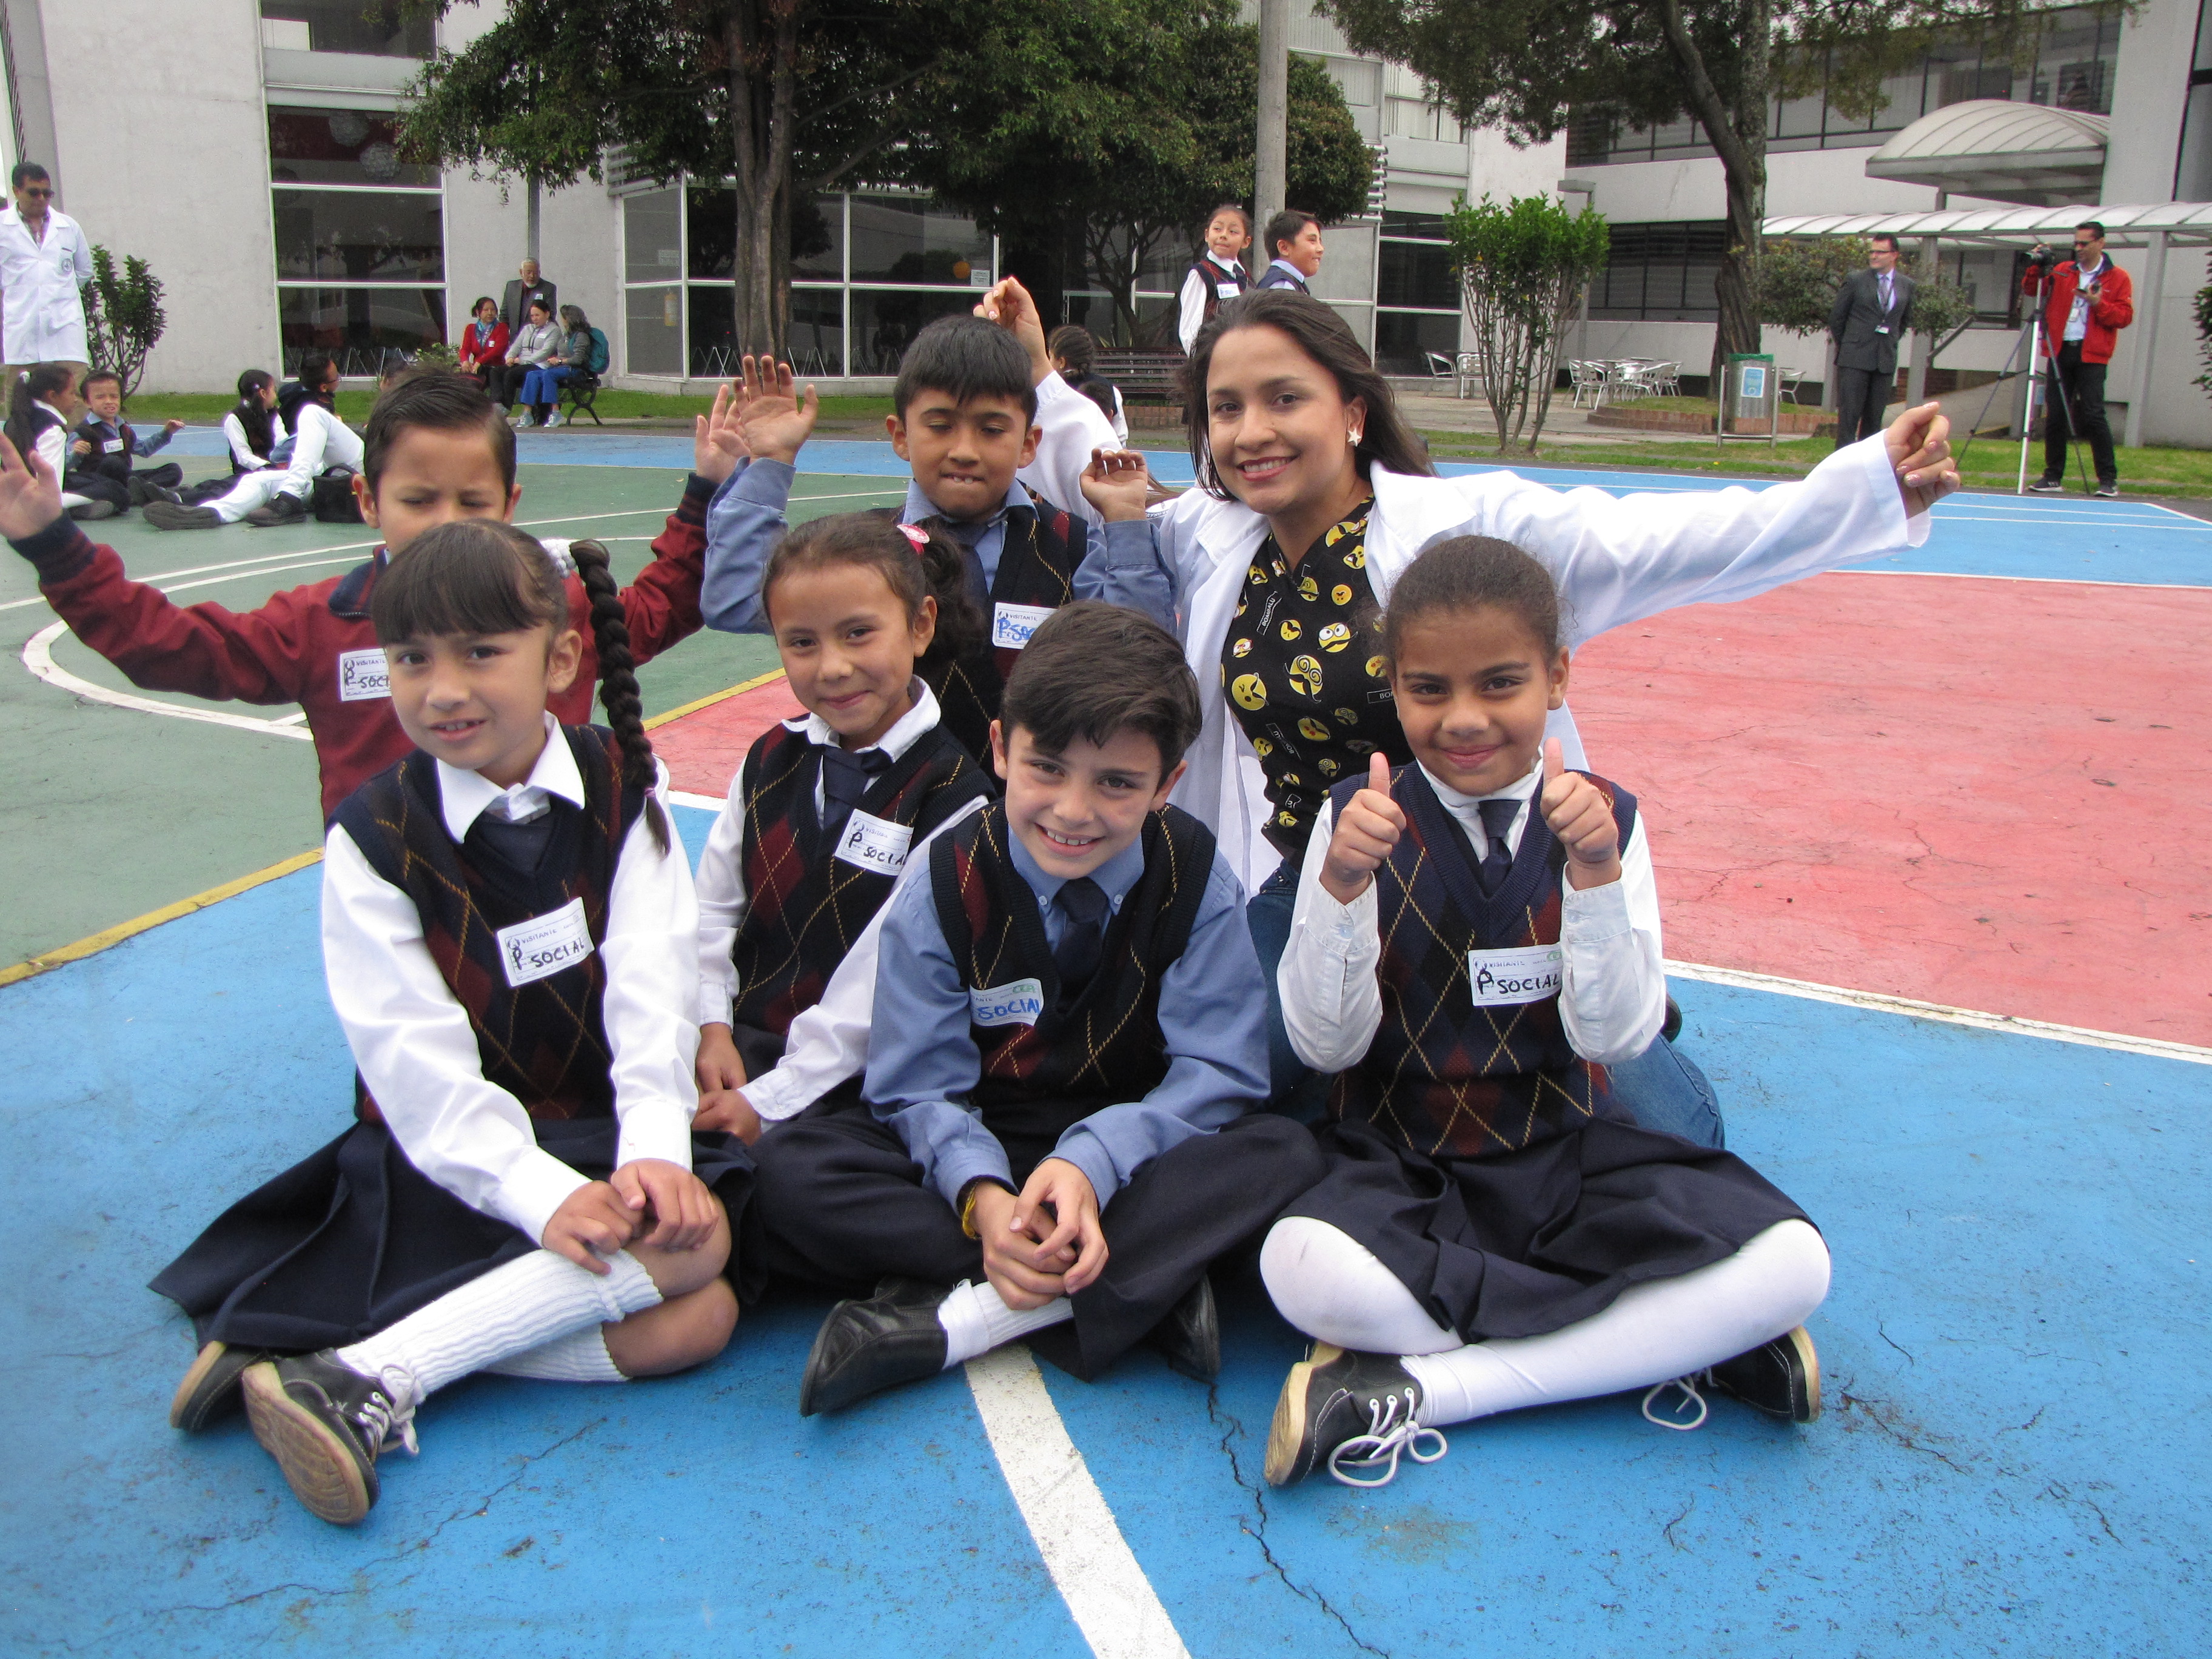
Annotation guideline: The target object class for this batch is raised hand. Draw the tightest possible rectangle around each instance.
[693,380,749,485]
[733,355,818,467]
[974,276,1052,384]
[1320,751,1405,905]
[1538,738,1621,890]
[0,433,65,542]
[1078,447,1150,523]
[1883,401,1960,518]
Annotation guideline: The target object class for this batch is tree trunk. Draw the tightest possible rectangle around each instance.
[725,0,796,360]
[1654,0,1769,392]
[1710,148,1766,392]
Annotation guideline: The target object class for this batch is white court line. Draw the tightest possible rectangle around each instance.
[1668,958,2212,1065]
[22,620,312,742]
[1832,567,2212,592]
[964,1346,1193,1659]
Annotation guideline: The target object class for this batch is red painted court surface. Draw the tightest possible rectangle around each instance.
[1570,570,2212,1045]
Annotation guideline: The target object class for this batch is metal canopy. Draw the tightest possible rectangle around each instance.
[1764,201,2212,248]
[1862,99,2109,207]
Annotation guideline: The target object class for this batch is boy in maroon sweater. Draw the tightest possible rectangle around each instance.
[1,373,748,819]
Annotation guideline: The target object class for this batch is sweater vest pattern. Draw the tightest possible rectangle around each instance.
[1188,259,1248,326]
[334,725,646,1123]
[929,803,1214,1145]
[923,497,1084,763]
[731,719,990,1039]
[1329,763,1640,1159]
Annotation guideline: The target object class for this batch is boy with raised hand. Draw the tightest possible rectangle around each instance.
[69,370,186,509]
[699,280,1168,764]
[0,372,751,819]
[751,602,1326,1413]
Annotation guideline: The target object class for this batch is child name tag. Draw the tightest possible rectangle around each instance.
[1466,943,1564,1007]
[102,437,127,454]
[833,809,913,876]
[497,897,595,987]
[335,646,390,702]
[991,602,1055,651]
[970,976,1044,1028]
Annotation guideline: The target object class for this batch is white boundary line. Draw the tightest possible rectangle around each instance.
[22,620,312,741]
[964,1346,1192,1659]
[1667,958,2212,1065]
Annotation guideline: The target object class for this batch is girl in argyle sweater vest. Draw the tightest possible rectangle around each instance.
[153,523,750,1526]
[694,511,994,1136]
[1257,536,1831,1490]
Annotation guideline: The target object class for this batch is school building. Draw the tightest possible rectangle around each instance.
[5,0,2210,444]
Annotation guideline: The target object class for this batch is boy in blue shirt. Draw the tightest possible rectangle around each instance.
[698,280,1170,764]
[752,603,1325,1411]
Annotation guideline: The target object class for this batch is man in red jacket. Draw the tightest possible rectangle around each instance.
[2022,221,2133,498]
[1,372,748,820]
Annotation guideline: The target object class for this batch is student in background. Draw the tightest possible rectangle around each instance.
[1255,210,1324,294]
[518,304,594,429]
[1176,204,1252,352]
[69,369,184,509]
[506,299,563,426]
[1048,324,1128,446]
[4,362,112,520]
[457,296,512,403]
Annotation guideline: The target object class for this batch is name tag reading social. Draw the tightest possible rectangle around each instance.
[102,437,127,454]
[833,809,913,876]
[1466,944,1564,1008]
[497,897,595,987]
[336,646,390,702]
[970,977,1044,1028]
[992,602,1055,651]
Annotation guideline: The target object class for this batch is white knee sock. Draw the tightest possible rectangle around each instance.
[1403,1220,1831,1428]
[1259,1217,1466,1355]
[937,1279,1074,1369]
[337,1248,662,1405]
[484,1324,628,1384]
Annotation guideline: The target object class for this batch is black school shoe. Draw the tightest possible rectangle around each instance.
[169,1340,271,1432]
[143,500,223,531]
[799,1278,949,1416]
[242,491,307,528]
[67,500,118,521]
[124,475,181,508]
[1706,1325,1822,1423]
[241,1352,415,1524]
[1145,1274,1219,1381]
[1265,1344,1448,1489]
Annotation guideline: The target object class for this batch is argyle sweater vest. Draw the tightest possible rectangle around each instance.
[929,803,1214,1151]
[1187,258,1248,326]
[334,725,646,1124]
[729,719,990,1041]
[923,498,1084,764]
[1329,763,1640,1160]
[72,417,134,484]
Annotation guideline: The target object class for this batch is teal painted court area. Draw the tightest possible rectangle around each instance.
[3,802,2205,1658]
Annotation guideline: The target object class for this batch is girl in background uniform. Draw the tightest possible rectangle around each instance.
[1261,537,1829,1489]
[1176,204,1252,353]
[692,510,995,1138]
[4,362,106,520]
[151,521,752,1527]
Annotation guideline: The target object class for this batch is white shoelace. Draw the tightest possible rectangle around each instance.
[355,1368,421,1457]
[1641,1373,1710,1432]
[1326,1388,1450,1488]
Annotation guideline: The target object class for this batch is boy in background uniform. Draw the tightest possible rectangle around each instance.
[68,370,184,509]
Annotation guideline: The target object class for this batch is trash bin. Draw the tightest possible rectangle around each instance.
[1717,352,1779,447]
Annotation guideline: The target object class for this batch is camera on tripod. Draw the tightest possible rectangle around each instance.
[2026,243,2062,272]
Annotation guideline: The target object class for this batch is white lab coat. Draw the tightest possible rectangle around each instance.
[0,206,93,365]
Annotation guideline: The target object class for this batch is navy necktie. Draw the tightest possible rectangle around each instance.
[1053,877,1109,1007]
[818,746,890,845]
[1475,797,1521,897]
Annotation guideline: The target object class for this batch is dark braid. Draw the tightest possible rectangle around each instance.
[568,538,671,854]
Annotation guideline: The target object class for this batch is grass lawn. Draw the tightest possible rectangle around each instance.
[118,387,896,426]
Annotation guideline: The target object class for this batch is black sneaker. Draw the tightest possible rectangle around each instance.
[1145,1273,1219,1382]
[2027,477,2065,494]
[143,501,223,531]
[1706,1325,1822,1422]
[241,1351,414,1524]
[169,1340,269,1433]
[799,1277,949,1416]
[242,491,307,528]
[67,500,118,521]
[1264,1344,1447,1488]
[2094,481,2119,499]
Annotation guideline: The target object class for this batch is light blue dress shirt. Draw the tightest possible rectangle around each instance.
[862,822,1269,1212]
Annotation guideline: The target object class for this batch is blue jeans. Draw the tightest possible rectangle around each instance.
[518,363,573,407]
[1245,860,1726,1147]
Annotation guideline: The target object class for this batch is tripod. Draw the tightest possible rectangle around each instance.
[2014,276,2099,498]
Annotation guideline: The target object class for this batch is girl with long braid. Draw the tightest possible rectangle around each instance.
[151,521,752,1527]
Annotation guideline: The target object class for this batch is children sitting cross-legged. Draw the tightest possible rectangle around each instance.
[1260,537,1831,1489]
[700,283,1168,766]
[69,369,184,509]
[691,509,997,1139]
[751,602,1327,1412]
[149,521,752,1527]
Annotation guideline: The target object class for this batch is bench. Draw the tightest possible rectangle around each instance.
[558,369,604,426]
[1094,349,1185,401]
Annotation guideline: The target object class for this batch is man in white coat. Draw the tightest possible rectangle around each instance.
[0,164,93,383]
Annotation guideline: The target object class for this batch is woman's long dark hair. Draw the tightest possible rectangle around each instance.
[1179,289,1432,500]
[5,363,77,461]
[232,369,277,458]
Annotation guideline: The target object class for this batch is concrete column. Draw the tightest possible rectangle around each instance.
[526,173,542,264]
[2125,230,2168,449]
[1255,0,1287,232]
[1904,235,1938,409]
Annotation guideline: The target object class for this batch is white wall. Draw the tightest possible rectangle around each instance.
[2103,0,2197,205]
[39,0,281,390]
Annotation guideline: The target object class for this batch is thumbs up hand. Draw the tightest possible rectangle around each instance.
[1320,750,1406,904]
[1538,739,1621,890]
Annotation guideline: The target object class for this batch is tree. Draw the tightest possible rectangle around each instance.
[1320,0,2037,387]
[85,248,166,398]
[1446,193,1608,452]
[1759,233,1977,388]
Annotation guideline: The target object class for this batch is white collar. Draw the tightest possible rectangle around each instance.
[1206,251,1243,273]
[783,677,943,763]
[35,400,69,423]
[2076,254,2106,278]
[1424,752,1543,814]
[435,712,587,841]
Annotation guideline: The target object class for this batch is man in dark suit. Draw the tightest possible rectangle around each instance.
[1828,234,1914,449]
[499,258,557,333]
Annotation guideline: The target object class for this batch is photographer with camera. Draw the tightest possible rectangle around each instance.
[2022,223,2132,498]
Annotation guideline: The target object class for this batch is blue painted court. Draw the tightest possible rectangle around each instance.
[4,438,2208,1657]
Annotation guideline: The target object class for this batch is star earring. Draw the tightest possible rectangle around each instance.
[1348,429,1363,446]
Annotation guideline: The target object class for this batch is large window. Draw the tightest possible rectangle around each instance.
[1590,222,1727,322]
[269,107,445,373]
[1569,4,2121,164]
[260,1,432,57]
[621,185,994,378]
[1374,212,1460,374]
